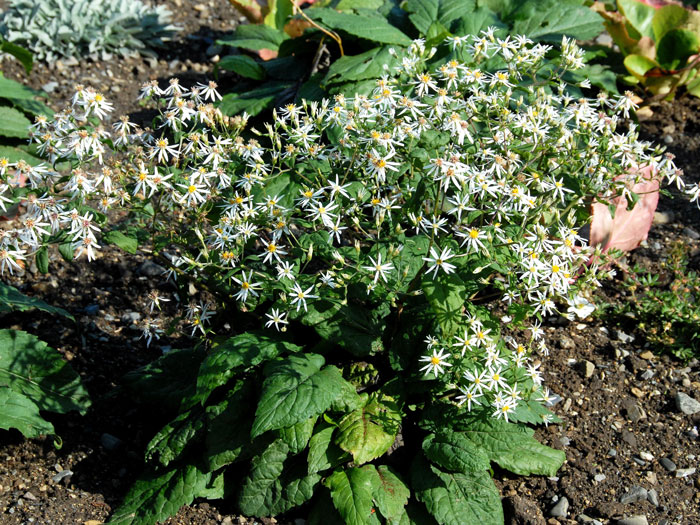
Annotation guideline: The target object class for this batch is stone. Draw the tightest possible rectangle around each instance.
[640,370,654,380]
[632,457,646,467]
[608,448,617,457]
[639,451,653,461]
[675,392,700,415]
[138,260,166,277]
[675,468,696,478]
[647,489,659,507]
[594,474,606,482]
[616,517,648,525]
[51,470,73,483]
[582,360,595,378]
[639,351,655,360]
[549,497,569,518]
[653,211,673,225]
[41,81,59,93]
[101,433,122,451]
[616,330,634,343]
[659,458,676,472]
[620,486,648,504]
[621,429,637,448]
[84,304,99,315]
[683,227,700,240]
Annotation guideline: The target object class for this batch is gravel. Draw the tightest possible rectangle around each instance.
[675,392,700,415]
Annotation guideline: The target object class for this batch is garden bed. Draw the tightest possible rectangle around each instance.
[0,1,699,524]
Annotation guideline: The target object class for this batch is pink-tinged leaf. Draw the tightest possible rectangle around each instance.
[636,0,683,8]
[589,165,659,253]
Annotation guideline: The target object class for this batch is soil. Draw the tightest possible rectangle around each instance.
[0,2,699,524]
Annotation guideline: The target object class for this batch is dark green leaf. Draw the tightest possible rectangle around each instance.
[0,106,31,138]
[102,230,138,254]
[307,8,412,46]
[278,415,317,454]
[452,7,506,37]
[366,465,410,521]
[0,40,33,74]
[252,354,347,437]
[422,431,490,473]
[0,388,54,438]
[413,458,503,525]
[0,281,74,320]
[618,0,656,40]
[218,24,288,51]
[0,330,90,418]
[108,464,216,525]
[509,399,561,426]
[0,73,42,101]
[308,421,348,473]
[146,408,206,467]
[656,28,700,69]
[35,246,49,274]
[0,145,43,165]
[422,272,468,338]
[218,55,266,80]
[652,4,689,43]
[325,467,376,525]
[511,0,603,42]
[325,46,402,84]
[218,81,294,117]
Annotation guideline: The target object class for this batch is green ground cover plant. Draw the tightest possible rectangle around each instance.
[0,23,689,523]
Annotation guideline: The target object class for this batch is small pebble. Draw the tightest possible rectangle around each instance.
[101,433,123,451]
[616,516,648,525]
[549,496,569,518]
[51,470,72,483]
[676,392,700,415]
[675,467,696,478]
[620,486,647,504]
[559,436,571,446]
[640,370,654,380]
[660,458,676,472]
[632,457,646,467]
[594,473,606,482]
[683,227,700,240]
[639,451,654,461]
[616,330,634,343]
[647,488,659,507]
[608,448,617,457]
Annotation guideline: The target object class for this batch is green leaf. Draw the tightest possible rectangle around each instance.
[218,81,294,117]
[0,73,42,101]
[421,272,468,338]
[252,354,347,438]
[687,75,700,97]
[204,380,254,471]
[366,465,410,521]
[146,409,205,467]
[451,7,506,37]
[652,4,689,43]
[307,8,412,46]
[422,431,490,473]
[35,246,49,274]
[218,24,288,51]
[569,63,620,94]
[0,40,33,74]
[509,399,561,426]
[0,106,31,138]
[102,230,138,254]
[511,0,603,42]
[109,464,216,525]
[406,0,476,35]
[307,421,348,473]
[0,388,54,438]
[413,458,503,525]
[0,145,43,165]
[325,46,402,84]
[307,302,388,357]
[0,330,90,418]
[656,28,700,69]
[335,396,400,465]
[278,415,317,454]
[336,0,384,9]
[187,331,301,409]
[618,0,656,40]
[325,467,376,525]
[239,439,321,516]
[0,281,74,320]
[9,97,53,118]
[460,416,565,476]
[121,347,207,412]
[218,55,266,80]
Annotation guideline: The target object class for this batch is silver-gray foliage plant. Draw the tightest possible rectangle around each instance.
[0,0,179,62]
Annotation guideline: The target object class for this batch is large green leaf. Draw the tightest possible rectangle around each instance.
[145,408,205,467]
[511,0,603,42]
[325,46,403,84]
[652,4,689,43]
[219,81,295,117]
[109,464,220,525]
[0,145,43,165]
[102,230,138,254]
[460,416,565,476]
[0,388,55,438]
[413,458,503,525]
[307,421,348,473]
[0,281,74,320]
[0,73,41,101]
[624,53,658,79]
[0,330,90,419]
[366,465,410,522]
[308,302,388,357]
[218,55,266,80]
[422,431,490,473]
[307,8,412,45]
[335,396,400,465]
[251,353,347,437]
[656,28,700,69]
[421,272,467,338]
[0,40,33,74]
[217,24,288,51]
[0,106,31,138]
[405,0,476,35]
[203,380,254,472]
[278,415,317,454]
[451,6,506,37]
[618,0,656,40]
[325,467,377,525]
[238,439,321,516]
[509,399,561,426]
[186,331,301,409]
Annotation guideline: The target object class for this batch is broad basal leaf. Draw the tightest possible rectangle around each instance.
[325,46,403,84]
[251,353,347,438]
[422,430,490,473]
[0,72,41,100]
[108,464,219,525]
[219,81,295,117]
[0,330,90,417]
[0,106,31,138]
[218,55,266,80]
[186,331,301,409]
[335,396,400,465]
[307,421,348,474]
[146,408,205,467]
[0,281,74,320]
[367,465,410,522]
[413,457,503,525]
[421,272,467,338]
[239,439,321,516]
[278,415,317,454]
[217,24,288,51]
[325,467,376,525]
[0,388,55,438]
[307,8,412,46]
[406,0,476,35]
[509,399,561,426]
[102,230,138,254]
[510,0,603,42]
[618,0,656,40]
[460,416,565,476]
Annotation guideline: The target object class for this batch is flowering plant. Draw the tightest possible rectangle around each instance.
[0,29,685,524]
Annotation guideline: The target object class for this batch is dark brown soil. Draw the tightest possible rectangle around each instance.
[0,3,699,523]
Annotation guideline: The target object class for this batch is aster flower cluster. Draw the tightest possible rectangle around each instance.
[0,30,683,417]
